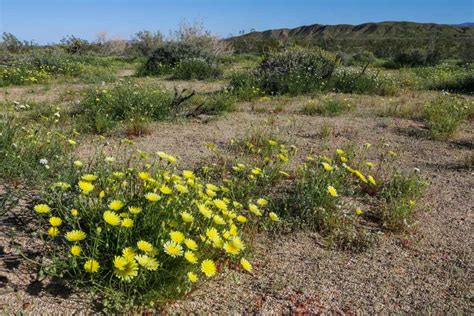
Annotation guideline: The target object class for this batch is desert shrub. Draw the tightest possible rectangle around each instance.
[329,67,398,96]
[0,110,74,182]
[30,143,277,308]
[172,58,222,80]
[256,48,336,95]
[391,48,441,68]
[139,42,212,76]
[129,30,164,57]
[227,71,263,101]
[428,72,474,93]
[423,97,473,139]
[76,84,176,133]
[380,173,426,231]
[183,92,236,116]
[302,98,352,116]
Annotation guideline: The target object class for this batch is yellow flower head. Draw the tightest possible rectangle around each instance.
[206,227,219,241]
[327,185,338,197]
[257,198,268,206]
[322,162,334,172]
[70,245,81,256]
[121,218,134,228]
[81,174,98,182]
[49,216,62,227]
[336,149,345,156]
[355,208,364,216]
[48,227,59,238]
[65,230,86,242]
[34,204,51,214]
[163,241,183,257]
[103,210,121,226]
[223,237,245,255]
[187,271,198,283]
[138,172,150,180]
[84,259,100,273]
[122,247,136,261]
[237,215,248,223]
[108,200,124,211]
[184,251,198,264]
[70,208,78,217]
[368,175,376,186]
[160,185,173,195]
[73,160,83,168]
[135,254,159,271]
[184,238,198,251]
[198,204,212,218]
[114,257,138,281]
[249,204,262,216]
[201,259,216,277]
[213,215,226,225]
[175,184,188,193]
[145,192,160,202]
[180,211,194,223]
[128,206,142,214]
[114,256,128,271]
[182,170,195,179]
[137,240,154,254]
[269,212,280,222]
[170,231,185,244]
[240,258,252,272]
[78,181,94,194]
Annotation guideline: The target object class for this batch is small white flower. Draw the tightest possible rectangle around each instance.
[40,158,49,165]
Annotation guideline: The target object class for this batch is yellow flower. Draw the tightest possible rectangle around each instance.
[248,204,262,216]
[251,168,262,175]
[256,198,268,206]
[336,149,344,156]
[368,175,376,186]
[84,259,100,273]
[206,227,219,241]
[121,218,134,228]
[201,259,216,277]
[269,212,280,222]
[68,139,77,146]
[180,212,194,223]
[138,172,150,180]
[327,185,338,197]
[223,237,245,255]
[175,184,188,193]
[109,200,124,211]
[409,200,415,208]
[240,258,252,272]
[145,192,160,202]
[187,271,198,283]
[355,208,364,216]
[49,217,62,227]
[198,204,212,218]
[34,204,51,214]
[213,215,226,225]
[48,227,59,238]
[366,162,375,168]
[213,199,227,211]
[184,251,198,264]
[99,191,105,199]
[182,170,195,179]
[160,185,173,195]
[70,245,81,256]
[70,208,78,217]
[103,210,121,226]
[237,215,248,223]
[65,230,86,242]
[78,181,94,194]
[114,256,128,270]
[128,206,142,214]
[354,170,368,183]
[122,247,136,261]
[170,231,185,244]
[321,162,334,172]
[137,240,154,254]
[81,174,98,181]
[184,238,198,251]
[135,254,159,271]
[73,160,83,168]
[163,241,183,257]
[340,156,348,163]
[114,257,138,281]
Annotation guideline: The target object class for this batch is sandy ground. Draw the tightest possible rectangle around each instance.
[1,81,473,314]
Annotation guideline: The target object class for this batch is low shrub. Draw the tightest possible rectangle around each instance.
[256,48,336,95]
[172,58,222,80]
[423,97,473,139]
[329,67,398,96]
[227,71,263,101]
[76,83,176,133]
[183,92,236,116]
[31,144,278,308]
[392,48,441,68]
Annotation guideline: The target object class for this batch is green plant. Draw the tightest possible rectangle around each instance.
[227,71,263,101]
[302,98,352,116]
[172,58,222,80]
[423,97,473,139]
[329,67,398,96]
[380,172,426,231]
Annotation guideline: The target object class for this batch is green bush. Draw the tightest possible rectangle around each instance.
[329,67,398,96]
[392,48,440,68]
[423,97,473,139]
[227,71,263,101]
[172,58,222,80]
[76,83,176,133]
[256,48,336,95]
[428,73,474,93]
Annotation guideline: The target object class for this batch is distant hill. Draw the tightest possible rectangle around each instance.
[228,21,474,58]
[457,22,474,27]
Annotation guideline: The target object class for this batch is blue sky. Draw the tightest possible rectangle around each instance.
[1,0,473,44]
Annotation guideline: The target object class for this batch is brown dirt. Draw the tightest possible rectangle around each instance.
[1,80,473,314]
